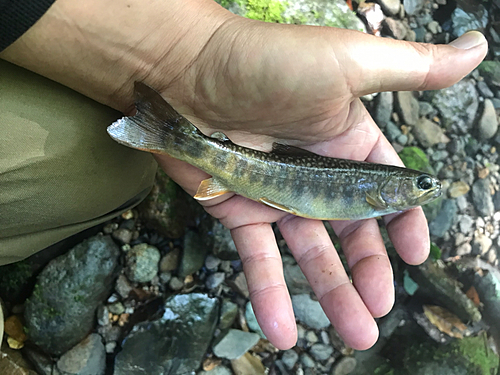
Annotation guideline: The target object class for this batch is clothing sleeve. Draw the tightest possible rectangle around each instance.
[0,0,57,52]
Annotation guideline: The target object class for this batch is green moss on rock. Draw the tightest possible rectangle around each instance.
[246,0,286,22]
[398,147,432,173]
[477,61,500,87]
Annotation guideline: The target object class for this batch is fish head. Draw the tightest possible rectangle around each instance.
[369,172,442,211]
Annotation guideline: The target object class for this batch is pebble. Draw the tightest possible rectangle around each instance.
[57,334,106,375]
[199,366,233,375]
[383,18,407,40]
[458,215,474,234]
[179,230,207,277]
[378,0,400,16]
[472,178,494,217]
[112,228,133,244]
[159,271,172,284]
[245,302,266,339]
[448,181,470,198]
[108,302,125,315]
[427,20,440,34]
[456,242,472,256]
[206,272,225,289]
[213,329,260,360]
[456,194,469,213]
[281,350,299,370]
[309,343,334,361]
[205,254,222,271]
[374,91,393,128]
[451,6,488,37]
[292,294,330,330]
[320,330,330,344]
[230,352,265,375]
[396,134,408,145]
[115,274,133,299]
[472,233,493,256]
[219,299,238,330]
[159,248,180,272]
[331,356,357,375]
[404,0,425,16]
[429,199,458,238]
[168,276,184,291]
[385,121,403,142]
[300,353,316,368]
[396,91,419,126]
[477,81,495,98]
[412,117,449,148]
[105,341,117,354]
[418,101,436,118]
[478,99,499,140]
[305,330,319,344]
[125,243,160,283]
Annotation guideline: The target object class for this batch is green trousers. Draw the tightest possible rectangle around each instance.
[0,60,157,266]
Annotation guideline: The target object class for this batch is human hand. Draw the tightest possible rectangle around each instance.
[153,24,488,350]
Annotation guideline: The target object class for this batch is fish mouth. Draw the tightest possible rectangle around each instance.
[418,183,442,204]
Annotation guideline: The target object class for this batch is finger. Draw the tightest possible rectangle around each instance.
[329,218,394,318]
[231,223,297,349]
[278,216,378,350]
[337,30,488,96]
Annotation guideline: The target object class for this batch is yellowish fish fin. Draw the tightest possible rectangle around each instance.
[258,197,298,215]
[194,178,230,200]
[271,143,317,157]
[210,131,229,142]
[365,192,385,210]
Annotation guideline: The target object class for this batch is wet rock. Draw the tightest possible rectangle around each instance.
[451,5,488,37]
[115,274,133,299]
[125,243,160,283]
[448,181,470,198]
[427,20,440,34]
[245,302,266,339]
[305,330,318,344]
[478,99,499,140]
[473,269,500,343]
[112,228,133,245]
[227,272,249,298]
[114,293,219,375]
[22,348,56,375]
[206,272,225,289]
[211,221,239,261]
[429,199,457,238]
[430,79,478,133]
[56,334,105,375]
[24,236,120,355]
[292,294,330,330]
[458,215,474,235]
[179,230,206,277]
[300,353,316,368]
[403,0,424,16]
[219,299,238,330]
[213,329,260,360]
[447,138,466,156]
[477,81,494,98]
[456,242,472,256]
[205,254,222,271]
[472,178,494,217]
[385,121,403,142]
[412,117,449,148]
[309,343,333,361]
[0,344,38,375]
[159,248,180,272]
[494,190,500,211]
[383,18,407,40]
[230,352,265,375]
[478,61,500,88]
[168,276,184,291]
[281,349,299,370]
[377,0,400,16]
[374,91,393,128]
[331,356,357,375]
[396,91,419,126]
[472,233,492,256]
[284,263,312,294]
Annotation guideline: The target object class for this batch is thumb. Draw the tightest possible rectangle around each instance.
[340,30,488,96]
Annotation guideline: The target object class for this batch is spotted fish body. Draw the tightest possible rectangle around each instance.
[107,83,442,220]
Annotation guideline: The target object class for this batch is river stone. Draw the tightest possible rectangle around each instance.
[219,299,238,330]
[429,199,457,238]
[412,117,449,148]
[309,343,334,361]
[292,294,330,329]
[284,263,312,294]
[331,356,357,375]
[478,99,499,140]
[478,61,500,88]
[377,0,400,16]
[472,178,494,217]
[477,81,494,98]
[374,91,393,128]
[472,233,492,256]
[430,79,478,133]
[199,366,233,375]
[281,350,299,370]
[179,230,206,277]
[114,293,219,375]
[245,302,266,339]
[451,5,488,37]
[24,235,120,355]
[404,0,424,16]
[125,243,160,283]
[230,352,266,375]
[213,329,260,360]
[159,248,180,272]
[57,334,105,375]
[212,221,239,261]
[396,91,419,126]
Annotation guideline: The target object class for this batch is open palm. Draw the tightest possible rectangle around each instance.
[153,21,487,350]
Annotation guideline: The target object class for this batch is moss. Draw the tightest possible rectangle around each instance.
[0,261,33,296]
[398,147,432,173]
[245,0,286,23]
[429,243,442,260]
[477,61,500,86]
[454,334,499,374]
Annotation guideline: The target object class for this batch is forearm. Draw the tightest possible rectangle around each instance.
[0,0,233,113]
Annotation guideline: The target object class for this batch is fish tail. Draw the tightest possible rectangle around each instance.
[107,82,201,154]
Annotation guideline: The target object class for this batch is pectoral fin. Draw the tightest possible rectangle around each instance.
[365,191,385,210]
[258,197,298,215]
[194,178,230,200]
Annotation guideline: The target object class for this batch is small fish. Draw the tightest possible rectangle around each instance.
[107,83,442,221]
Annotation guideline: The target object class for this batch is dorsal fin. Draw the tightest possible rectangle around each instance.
[134,81,182,122]
[271,143,317,157]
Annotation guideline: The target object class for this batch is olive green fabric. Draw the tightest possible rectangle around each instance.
[0,60,157,265]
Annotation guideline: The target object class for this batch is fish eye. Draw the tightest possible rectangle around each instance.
[417,175,434,190]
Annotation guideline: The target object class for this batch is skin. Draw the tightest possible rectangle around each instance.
[1,0,488,350]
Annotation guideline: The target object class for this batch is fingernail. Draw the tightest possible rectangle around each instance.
[449,31,487,50]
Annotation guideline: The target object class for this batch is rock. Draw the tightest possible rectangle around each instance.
[412,117,449,148]
[213,329,260,360]
[472,178,494,217]
[398,146,433,173]
[403,0,424,15]
[300,353,316,368]
[24,236,120,355]
[159,248,180,272]
[494,191,500,211]
[396,91,419,126]
[451,5,488,37]
[219,299,238,330]
[473,269,500,344]
[211,221,239,261]
[125,243,160,283]
[231,352,265,375]
[456,242,472,256]
[478,99,499,140]
[429,199,457,238]
[377,0,400,16]
[179,230,206,277]
[331,356,357,375]
[427,20,440,34]
[227,272,249,298]
[168,276,184,291]
[112,228,133,244]
[309,343,334,361]
[478,61,500,88]
[108,301,125,315]
[281,350,299,370]
[374,91,393,128]
[382,18,407,40]
[418,101,436,118]
[199,366,233,375]
[472,233,493,256]
[448,181,470,198]
[205,254,222,271]
[397,134,408,145]
[477,81,494,98]
[458,215,474,235]
[0,344,38,375]
[292,294,330,330]
[56,334,105,375]
[22,347,56,375]
[115,274,133,299]
[429,79,478,133]
[4,315,27,343]
[385,121,403,142]
[305,330,318,344]
[206,272,226,289]
[114,293,219,375]
[284,263,312,294]
[245,302,266,339]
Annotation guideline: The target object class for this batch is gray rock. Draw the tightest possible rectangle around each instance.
[451,5,488,37]
[492,98,500,110]
[281,350,299,370]
[447,138,465,155]
[478,99,499,140]
[206,272,225,289]
[97,324,121,343]
[382,18,407,40]
[125,243,160,283]
[205,254,222,271]
[108,302,124,315]
[300,353,316,368]
[396,134,408,145]
[374,91,393,128]
[292,294,330,330]
[413,118,449,148]
[114,294,219,375]
[377,0,400,16]
[168,276,184,291]
[430,79,478,133]
[494,190,500,211]
[418,101,436,118]
[159,248,180,272]
[429,199,457,238]
[115,274,133,299]
[456,194,469,213]
[305,330,318,344]
[331,356,357,375]
[472,178,494,217]
[456,242,472,256]
[24,236,120,355]
[57,334,105,375]
[473,269,500,343]
[179,230,206,277]
[23,347,57,375]
[245,302,266,339]
[199,366,233,375]
[112,228,133,244]
[427,20,440,34]
[472,233,493,256]
[404,0,424,16]
[458,215,474,234]
[309,343,334,361]
[385,121,402,142]
[211,221,239,260]
[284,263,312,294]
[396,91,419,126]
[219,299,238,330]
[213,329,260,360]
[478,61,500,88]
[477,81,494,98]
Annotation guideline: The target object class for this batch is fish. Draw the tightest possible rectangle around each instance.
[107,82,442,221]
